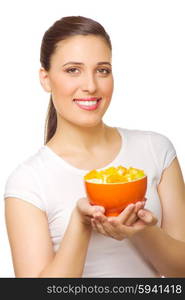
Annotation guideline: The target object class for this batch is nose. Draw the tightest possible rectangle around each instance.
[81,72,97,94]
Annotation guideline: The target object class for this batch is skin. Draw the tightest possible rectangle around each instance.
[5,34,185,277]
[40,34,115,164]
[91,158,185,277]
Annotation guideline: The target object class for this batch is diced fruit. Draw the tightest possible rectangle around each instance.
[84,165,145,183]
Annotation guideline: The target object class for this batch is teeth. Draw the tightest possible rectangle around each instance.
[75,100,97,106]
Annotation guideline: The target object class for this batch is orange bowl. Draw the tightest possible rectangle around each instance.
[84,176,147,216]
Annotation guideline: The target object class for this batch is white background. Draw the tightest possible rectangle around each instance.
[0,0,184,277]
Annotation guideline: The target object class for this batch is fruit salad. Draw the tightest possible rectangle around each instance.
[84,166,145,184]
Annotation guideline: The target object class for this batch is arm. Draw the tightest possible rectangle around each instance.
[91,158,185,277]
[39,208,91,277]
[5,197,102,277]
[131,225,185,277]
[131,157,185,277]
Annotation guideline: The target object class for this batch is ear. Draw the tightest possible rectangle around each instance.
[39,67,51,93]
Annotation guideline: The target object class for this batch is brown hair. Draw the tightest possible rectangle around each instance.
[40,16,112,144]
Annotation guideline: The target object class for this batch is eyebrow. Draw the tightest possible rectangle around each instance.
[62,61,112,67]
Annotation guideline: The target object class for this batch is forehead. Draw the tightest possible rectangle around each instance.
[51,35,111,64]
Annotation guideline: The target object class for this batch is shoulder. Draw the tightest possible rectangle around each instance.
[118,127,175,147]
[7,147,46,178]
[143,130,176,159]
[118,127,176,172]
[4,147,47,211]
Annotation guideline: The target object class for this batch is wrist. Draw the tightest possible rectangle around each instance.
[131,225,158,241]
[71,208,92,231]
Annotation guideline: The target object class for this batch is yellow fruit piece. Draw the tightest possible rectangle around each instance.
[84,165,145,183]
[84,170,99,180]
[117,166,127,175]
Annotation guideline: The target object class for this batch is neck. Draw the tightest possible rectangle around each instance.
[47,118,112,155]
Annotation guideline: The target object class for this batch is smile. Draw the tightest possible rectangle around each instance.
[73,98,102,111]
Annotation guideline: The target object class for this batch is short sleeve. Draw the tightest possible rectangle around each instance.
[148,131,177,183]
[4,164,46,211]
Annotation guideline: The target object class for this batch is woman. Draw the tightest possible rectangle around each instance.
[4,16,185,277]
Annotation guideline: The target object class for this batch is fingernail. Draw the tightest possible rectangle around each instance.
[139,210,145,217]
[95,206,104,213]
[128,204,134,209]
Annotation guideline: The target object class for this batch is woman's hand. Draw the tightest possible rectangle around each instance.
[75,197,105,226]
[91,201,158,240]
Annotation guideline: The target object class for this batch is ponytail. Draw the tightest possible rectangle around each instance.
[44,96,57,144]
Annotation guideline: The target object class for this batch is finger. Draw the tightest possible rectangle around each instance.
[117,204,135,223]
[124,202,145,225]
[107,217,133,239]
[93,214,121,238]
[134,201,144,213]
[92,212,107,222]
[124,213,138,226]
[92,218,108,235]
[101,218,119,237]
[91,219,98,232]
[137,209,158,225]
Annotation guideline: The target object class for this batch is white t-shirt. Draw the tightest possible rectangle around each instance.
[4,127,176,277]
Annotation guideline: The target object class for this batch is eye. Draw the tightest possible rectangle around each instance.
[65,67,80,74]
[97,68,112,75]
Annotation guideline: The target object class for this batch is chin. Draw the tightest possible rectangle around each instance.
[74,118,103,128]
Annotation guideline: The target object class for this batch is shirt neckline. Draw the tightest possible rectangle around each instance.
[43,127,127,175]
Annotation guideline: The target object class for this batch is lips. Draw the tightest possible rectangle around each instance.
[73,97,102,111]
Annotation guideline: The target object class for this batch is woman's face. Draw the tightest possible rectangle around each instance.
[40,34,114,128]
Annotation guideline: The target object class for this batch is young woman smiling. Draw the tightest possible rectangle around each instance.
[4,16,185,278]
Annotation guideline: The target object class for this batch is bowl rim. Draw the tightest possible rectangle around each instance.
[84,175,147,185]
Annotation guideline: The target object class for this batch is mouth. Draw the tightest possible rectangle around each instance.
[73,97,102,111]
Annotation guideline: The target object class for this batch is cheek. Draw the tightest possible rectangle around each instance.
[61,79,79,96]
[51,76,78,96]
[101,79,114,97]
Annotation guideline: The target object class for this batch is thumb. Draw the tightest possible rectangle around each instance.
[92,205,105,215]
[77,197,105,216]
[137,209,158,225]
